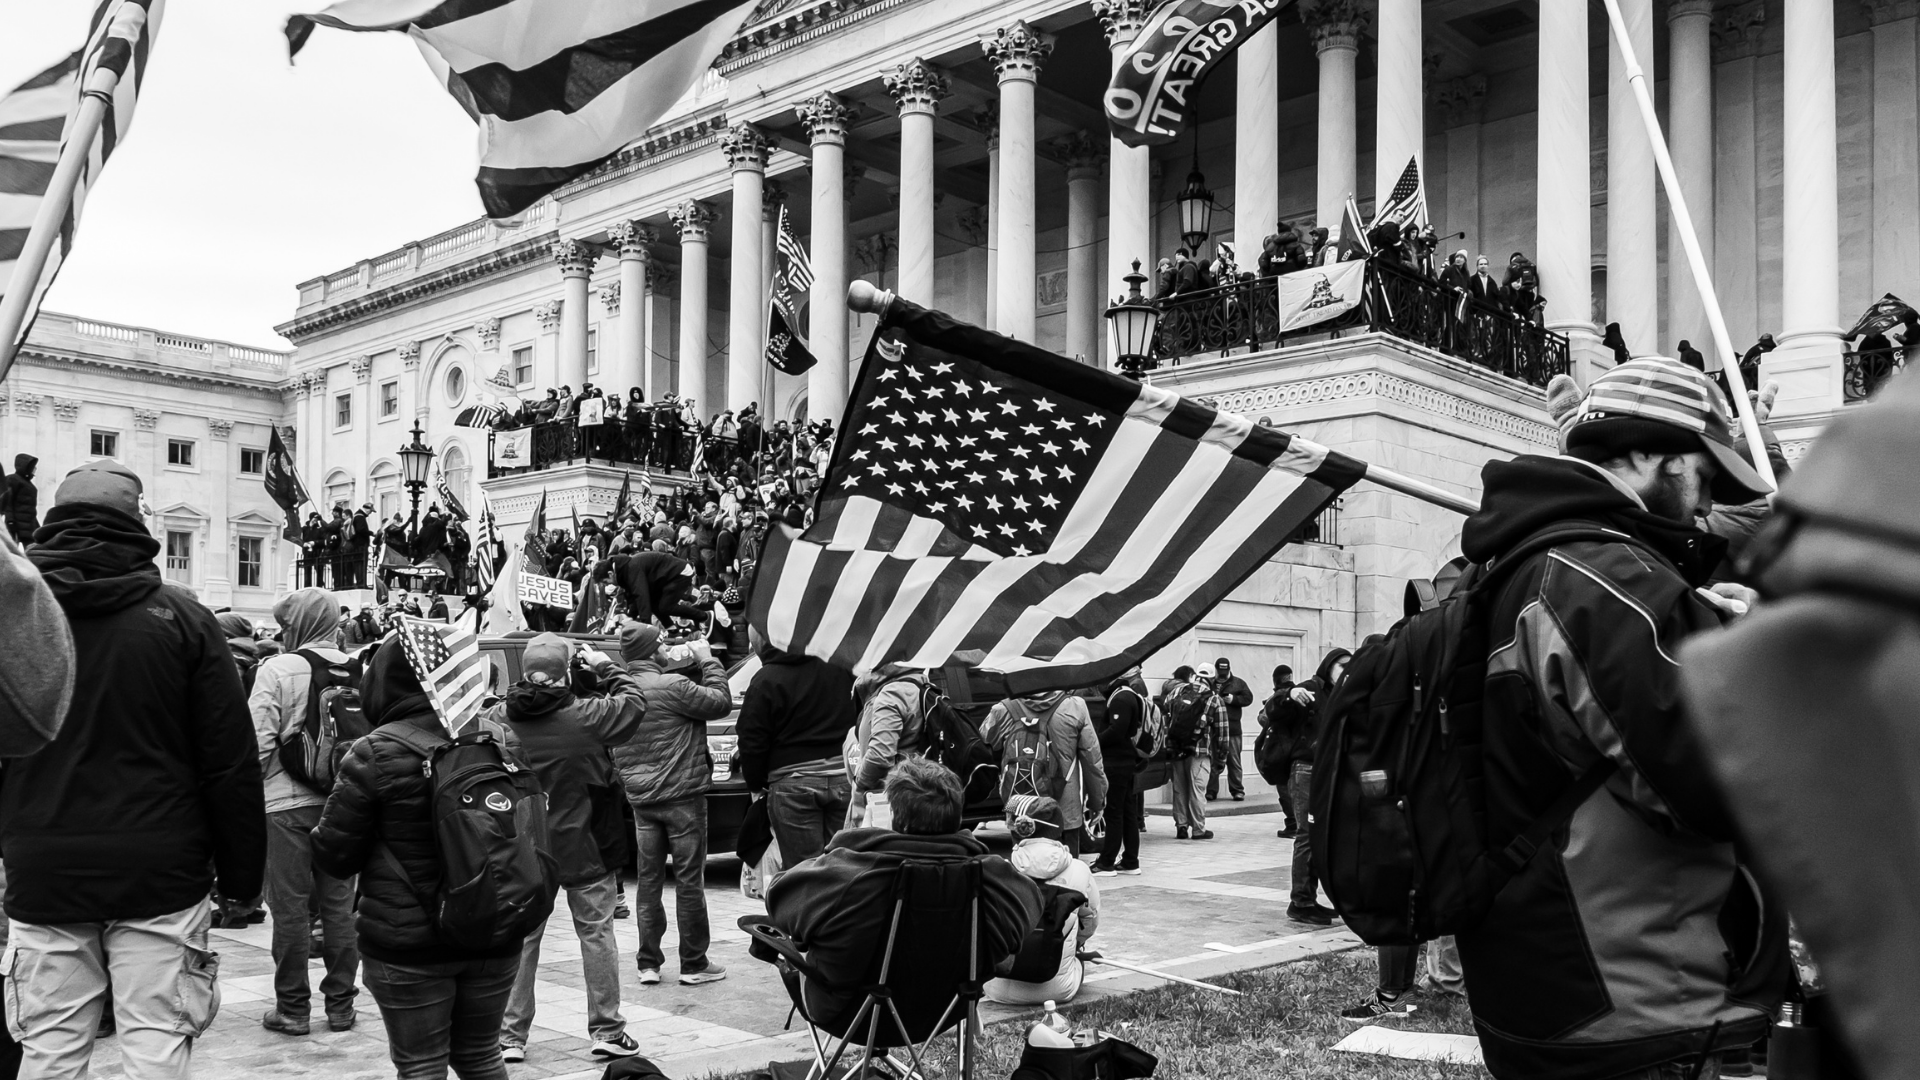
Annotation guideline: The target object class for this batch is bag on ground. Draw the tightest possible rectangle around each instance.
[279,649,370,793]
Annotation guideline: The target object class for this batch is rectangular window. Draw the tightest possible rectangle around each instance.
[512,345,533,386]
[380,380,399,418]
[166,439,194,468]
[586,328,599,375]
[165,530,192,584]
[378,489,399,520]
[236,536,262,588]
[335,392,352,430]
[90,430,118,458]
[239,447,265,474]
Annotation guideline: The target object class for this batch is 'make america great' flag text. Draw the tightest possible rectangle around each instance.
[749,297,1365,695]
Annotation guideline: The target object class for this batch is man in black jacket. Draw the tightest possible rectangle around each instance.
[485,634,647,1062]
[1205,657,1254,801]
[1285,649,1349,926]
[1,453,38,543]
[8,460,265,1078]
[736,627,857,867]
[348,504,373,588]
[1090,667,1147,876]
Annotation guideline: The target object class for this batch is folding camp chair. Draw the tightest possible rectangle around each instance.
[741,858,988,1080]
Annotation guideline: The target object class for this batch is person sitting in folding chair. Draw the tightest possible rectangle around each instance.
[743,758,1042,1080]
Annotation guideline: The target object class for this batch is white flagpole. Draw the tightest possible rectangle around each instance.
[1598,0,1777,494]
[0,61,122,382]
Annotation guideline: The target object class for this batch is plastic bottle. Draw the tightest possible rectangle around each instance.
[1026,1001,1076,1048]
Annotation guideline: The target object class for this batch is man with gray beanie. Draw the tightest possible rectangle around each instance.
[7,460,265,1078]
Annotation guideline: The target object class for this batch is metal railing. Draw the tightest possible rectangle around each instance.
[487,418,740,478]
[1844,347,1902,403]
[1291,498,1341,547]
[1152,261,1570,389]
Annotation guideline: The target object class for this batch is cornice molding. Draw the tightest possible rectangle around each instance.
[276,232,557,342]
[555,114,731,202]
[12,347,288,397]
[1200,371,1556,448]
[719,0,912,73]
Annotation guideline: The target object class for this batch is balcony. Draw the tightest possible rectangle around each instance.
[485,418,741,479]
[1153,261,1570,390]
[1844,347,1902,403]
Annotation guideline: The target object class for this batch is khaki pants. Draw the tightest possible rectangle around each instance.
[3,898,220,1080]
[1169,754,1209,831]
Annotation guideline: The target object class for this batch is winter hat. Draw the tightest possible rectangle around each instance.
[216,612,255,640]
[0,532,73,757]
[1564,358,1773,504]
[620,622,662,664]
[53,459,142,519]
[522,632,572,686]
[1005,795,1064,841]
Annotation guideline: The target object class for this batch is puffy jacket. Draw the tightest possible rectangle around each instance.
[2,453,38,537]
[613,655,730,804]
[736,648,857,791]
[982,693,1109,831]
[311,642,526,964]
[845,670,927,794]
[1209,674,1254,734]
[1453,455,1777,1080]
[487,657,644,886]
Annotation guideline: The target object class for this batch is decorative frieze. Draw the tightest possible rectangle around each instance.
[535,300,564,332]
[133,408,160,430]
[208,418,234,440]
[475,317,501,350]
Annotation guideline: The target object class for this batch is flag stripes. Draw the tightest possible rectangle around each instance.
[399,617,488,735]
[0,52,79,283]
[775,204,813,296]
[474,491,500,592]
[1372,156,1427,231]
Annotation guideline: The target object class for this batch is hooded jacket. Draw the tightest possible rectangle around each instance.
[982,692,1109,831]
[1095,677,1148,774]
[1287,648,1352,767]
[612,653,730,805]
[985,836,1101,1004]
[1451,455,1773,1080]
[845,669,928,794]
[249,588,349,814]
[736,647,857,790]
[6,503,265,924]
[2,453,38,537]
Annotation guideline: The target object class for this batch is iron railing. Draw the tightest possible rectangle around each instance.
[1844,347,1902,403]
[1290,498,1342,547]
[488,419,736,478]
[1152,261,1570,389]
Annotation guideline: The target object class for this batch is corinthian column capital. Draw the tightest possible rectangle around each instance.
[796,92,853,145]
[984,20,1054,83]
[551,238,601,277]
[883,58,951,117]
[669,201,715,243]
[1091,0,1153,49]
[722,123,771,172]
[1300,0,1369,53]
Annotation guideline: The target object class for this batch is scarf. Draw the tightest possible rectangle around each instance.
[27,504,163,616]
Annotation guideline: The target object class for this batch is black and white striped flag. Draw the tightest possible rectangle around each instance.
[2,0,165,351]
[287,0,758,219]
[747,298,1364,694]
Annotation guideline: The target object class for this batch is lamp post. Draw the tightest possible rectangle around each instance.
[397,419,436,553]
[1178,162,1214,255]
[1105,259,1161,380]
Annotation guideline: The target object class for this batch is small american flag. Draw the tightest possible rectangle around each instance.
[775,204,814,298]
[1371,156,1427,232]
[474,490,504,591]
[397,616,488,735]
[748,299,1364,694]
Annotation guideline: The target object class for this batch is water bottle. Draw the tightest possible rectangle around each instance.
[1027,1001,1074,1049]
[1767,1001,1819,1079]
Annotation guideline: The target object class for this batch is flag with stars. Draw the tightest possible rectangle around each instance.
[396,616,488,735]
[747,296,1366,694]
[1371,156,1427,232]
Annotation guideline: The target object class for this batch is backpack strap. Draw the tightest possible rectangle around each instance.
[1495,759,1617,873]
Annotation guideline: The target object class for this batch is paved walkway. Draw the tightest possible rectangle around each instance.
[74,796,1360,1080]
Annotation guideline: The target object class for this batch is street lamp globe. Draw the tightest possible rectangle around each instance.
[1178,164,1213,254]
[1104,260,1160,380]
[398,420,436,489]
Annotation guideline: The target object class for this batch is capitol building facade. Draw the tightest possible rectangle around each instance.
[8,0,1910,672]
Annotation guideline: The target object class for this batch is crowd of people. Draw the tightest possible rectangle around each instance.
[488,385,837,482]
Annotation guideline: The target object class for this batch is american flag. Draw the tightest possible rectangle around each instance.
[775,204,814,299]
[1371,156,1427,232]
[474,489,504,591]
[397,616,488,735]
[747,299,1365,694]
[3,0,165,356]
[286,0,757,219]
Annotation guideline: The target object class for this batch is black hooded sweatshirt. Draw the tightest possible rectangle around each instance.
[2,453,38,537]
[735,647,856,790]
[6,504,265,923]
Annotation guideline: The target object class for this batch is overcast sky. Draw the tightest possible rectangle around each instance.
[3,0,485,348]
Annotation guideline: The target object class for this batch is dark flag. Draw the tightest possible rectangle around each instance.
[766,298,818,375]
[263,425,309,543]
[1843,293,1920,340]
[612,471,633,523]
[435,471,469,521]
[522,489,549,572]
[1104,0,1294,149]
[1336,193,1373,263]
[747,296,1364,694]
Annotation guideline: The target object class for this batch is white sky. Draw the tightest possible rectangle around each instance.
[3,0,485,348]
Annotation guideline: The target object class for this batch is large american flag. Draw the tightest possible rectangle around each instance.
[1371,156,1427,232]
[286,0,758,219]
[2,0,165,356]
[397,616,488,735]
[748,299,1365,694]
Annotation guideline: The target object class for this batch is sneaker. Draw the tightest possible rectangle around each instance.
[1089,863,1119,876]
[500,1044,526,1064]
[1117,866,1143,876]
[1175,826,1190,840]
[261,1011,310,1036]
[1287,903,1334,926]
[637,968,661,986]
[1277,825,1298,839]
[1192,829,1215,840]
[326,1010,357,1032]
[1340,990,1417,1022]
[613,901,631,919]
[680,963,728,986]
[1231,794,1245,802]
[591,1033,641,1058]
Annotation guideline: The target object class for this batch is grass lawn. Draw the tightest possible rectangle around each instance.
[727,951,1491,1079]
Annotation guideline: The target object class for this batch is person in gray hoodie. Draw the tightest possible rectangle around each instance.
[249,587,360,1036]
[843,666,929,831]
[982,690,1108,856]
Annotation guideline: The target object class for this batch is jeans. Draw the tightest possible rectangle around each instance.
[1206,728,1244,800]
[1097,770,1140,869]
[766,771,849,869]
[1169,754,1209,830]
[362,955,517,1080]
[1289,762,1317,906]
[264,806,358,1019]
[631,797,711,972]
[1425,935,1465,996]
[501,873,624,1046]
[4,898,219,1080]
[1378,945,1418,995]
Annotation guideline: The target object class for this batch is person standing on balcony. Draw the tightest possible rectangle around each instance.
[555,386,576,421]
[347,504,373,589]
[652,395,681,470]
[1440,250,1472,293]
[1469,256,1500,304]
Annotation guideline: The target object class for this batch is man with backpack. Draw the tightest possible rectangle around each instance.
[1204,658,1254,802]
[982,690,1108,856]
[1159,667,1219,841]
[1252,665,1298,836]
[489,634,647,1062]
[1090,668,1151,876]
[844,665,930,831]
[249,587,362,1036]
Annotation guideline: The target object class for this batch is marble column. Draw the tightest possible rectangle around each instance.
[724,124,769,413]
[985,20,1053,343]
[1867,0,1920,308]
[1062,133,1103,364]
[797,92,853,423]
[1539,0,1599,371]
[552,239,599,391]
[1712,3,1765,345]
[1234,21,1280,254]
[884,59,949,306]
[1302,0,1365,233]
[1437,76,1486,260]
[1775,0,1843,409]
[1095,0,1154,367]
[983,107,1002,330]
[1607,0,1658,355]
[1373,0,1423,202]
[1667,0,1717,355]
[669,201,714,416]
[610,221,653,397]
[645,265,675,400]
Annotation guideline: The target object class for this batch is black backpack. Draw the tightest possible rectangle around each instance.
[376,722,557,952]
[1001,883,1088,983]
[279,650,370,794]
[1161,682,1210,757]
[918,681,998,803]
[1308,525,1643,946]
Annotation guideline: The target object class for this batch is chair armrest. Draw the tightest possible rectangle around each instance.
[736,916,826,982]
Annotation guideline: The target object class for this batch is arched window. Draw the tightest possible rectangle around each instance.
[323,469,354,513]
[370,460,400,521]
[441,443,470,515]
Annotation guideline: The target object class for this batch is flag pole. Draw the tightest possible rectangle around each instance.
[0,62,122,382]
[1598,0,1777,493]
